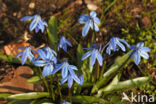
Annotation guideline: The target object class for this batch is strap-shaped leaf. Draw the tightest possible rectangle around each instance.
[92,52,131,93]
[72,95,109,104]
[97,77,150,96]
[47,16,58,50]
[8,92,50,100]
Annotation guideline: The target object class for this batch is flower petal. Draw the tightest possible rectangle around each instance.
[97,52,103,66]
[20,16,33,22]
[134,52,141,65]
[61,77,68,84]
[139,50,149,59]
[33,60,46,67]
[137,42,144,48]
[69,65,78,70]
[78,14,89,24]
[90,11,97,17]
[37,49,47,61]
[82,21,90,37]
[68,75,73,88]
[140,47,150,52]
[81,51,92,60]
[90,51,96,66]
[117,41,126,51]
[68,68,80,84]
[62,65,68,78]
[93,17,100,24]
[42,64,53,77]
[29,19,38,31]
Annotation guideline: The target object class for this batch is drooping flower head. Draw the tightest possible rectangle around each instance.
[33,48,57,77]
[16,46,36,65]
[20,14,48,33]
[130,42,150,65]
[58,36,72,52]
[78,11,100,37]
[81,43,103,66]
[103,37,130,55]
[52,61,82,88]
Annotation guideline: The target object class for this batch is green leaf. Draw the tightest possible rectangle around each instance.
[91,52,131,93]
[8,92,50,100]
[8,100,32,104]
[30,98,53,104]
[27,76,42,84]
[98,77,150,96]
[0,54,31,65]
[47,16,58,50]
[0,93,12,99]
[76,44,84,69]
[72,96,109,104]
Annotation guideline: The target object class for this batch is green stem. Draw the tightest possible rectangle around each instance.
[38,68,50,93]
[68,88,72,104]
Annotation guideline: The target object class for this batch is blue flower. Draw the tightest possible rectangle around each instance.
[33,48,57,77]
[58,36,72,52]
[16,46,36,65]
[81,43,103,66]
[103,37,130,55]
[60,101,70,104]
[78,11,100,37]
[52,61,80,88]
[130,42,150,65]
[20,14,48,33]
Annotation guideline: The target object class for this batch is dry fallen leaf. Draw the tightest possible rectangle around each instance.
[4,42,30,56]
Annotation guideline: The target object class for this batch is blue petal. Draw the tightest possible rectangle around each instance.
[42,64,53,77]
[130,45,136,50]
[20,16,33,22]
[134,52,141,65]
[93,17,100,24]
[37,49,47,61]
[90,11,97,17]
[33,60,46,66]
[117,41,126,51]
[78,14,89,24]
[68,75,73,88]
[97,52,103,66]
[69,65,78,70]
[68,68,80,84]
[61,77,68,84]
[62,43,67,52]
[106,45,111,55]
[35,26,40,33]
[111,38,117,51]
[79,75,84,85]
[139,50,149,59]
[52,64,63,74]
[82,21,90,37]
[16,51,23,58]
[90,22,99,32]
[81,51,92,60]
[65,39,72,47]
[118,38,130,48]
[29,19,38,31]
[140,47,150,52]
[28,52,34,60]
[21,50,28,65]
[90,51,96,66]
[62,65,68,78]
[137,42,144,48]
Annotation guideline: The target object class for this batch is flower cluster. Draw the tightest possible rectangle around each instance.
[17,10,151,103]
[17,46,83,88]
[20,14,48,33]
